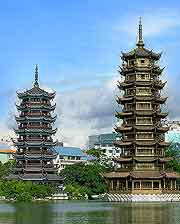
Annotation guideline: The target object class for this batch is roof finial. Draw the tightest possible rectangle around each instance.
[136,17,144,48]
[34,64,39,87]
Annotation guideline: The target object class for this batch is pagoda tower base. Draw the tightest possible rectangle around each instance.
[102,192,180,202]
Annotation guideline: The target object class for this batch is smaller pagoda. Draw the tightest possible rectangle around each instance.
[8,65,61,183]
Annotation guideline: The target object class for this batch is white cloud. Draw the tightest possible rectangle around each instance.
[55,75,119,148]
[119,9,180,38]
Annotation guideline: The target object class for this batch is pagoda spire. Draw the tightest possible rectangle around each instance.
[34,64,39,87]
[136,17,144,48]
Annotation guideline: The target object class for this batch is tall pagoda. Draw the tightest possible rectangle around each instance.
[104,19,179,194]
[8,65,60,182]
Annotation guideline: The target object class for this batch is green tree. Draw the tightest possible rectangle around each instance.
[60,163,107,199]
[86,148,105,161]
[165,144,180,173]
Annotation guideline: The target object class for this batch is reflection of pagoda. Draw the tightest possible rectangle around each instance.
[8,65,60,182]
[104,19,179,195]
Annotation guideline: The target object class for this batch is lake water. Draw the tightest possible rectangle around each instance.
[0,201,180,224]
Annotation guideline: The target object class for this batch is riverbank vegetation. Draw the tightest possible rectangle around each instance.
[165,144,180,173]
[0,180,55,201]
[60,163,108,199]
[0,161,55,202]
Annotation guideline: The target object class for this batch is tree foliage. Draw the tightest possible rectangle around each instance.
[0,160,16,179]
[86,148,105,160]
[165,144,180,173]
[60,163,107,199]
[0,180,55,202]
[0,161,55,202]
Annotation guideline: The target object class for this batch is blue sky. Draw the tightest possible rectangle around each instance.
[1,0,180,146]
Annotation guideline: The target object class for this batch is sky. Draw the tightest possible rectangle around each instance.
[1,0,180,147]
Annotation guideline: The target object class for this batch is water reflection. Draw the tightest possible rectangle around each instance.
[15,202,51,224]
[0,201,179,224]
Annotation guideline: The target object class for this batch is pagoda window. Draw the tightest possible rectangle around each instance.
[128,59,136,66]
[137,58,149,66]
[136,117,152,125]
[30,122,40,126]
[126,75,135,81]
[136,74,150,81]
[136,163,154,170]
[141,182,153,189]
[124,118,134,125]
[124,103,133,111]
[136,87,151,96]
[125,88,134,96]
[136,102,152,110]
[136,147,153,156]
[136,132,153,140]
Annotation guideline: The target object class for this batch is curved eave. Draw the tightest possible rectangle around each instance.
[155,97,167,103]
[157,127,169,132]
[114,141,133,147]
[121,48,161,60]
[14,141,56,147]
[154,81,166,89]
[16,104,56,111]
[116,96,133,104]
[114,126,132,132]
[115,111,133,118]
[17,91,56,99]
[14,154,57,160]
[159,157,173,162]
[121,66,163,74]
[153,67,165,75]
[113,157,132,162]
[15,115,57,123]
[14,128,57,134]
[118,82,134,89]
[156,112,168,118]
[158,141,170,147]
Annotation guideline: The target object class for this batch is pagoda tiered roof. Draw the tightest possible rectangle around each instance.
[16,103,56,111]
[18,173,60,181]
[15,115,57,123]
[122,47,161,60]
[118,80,166,90]
[13,152,57,160]
[120,65,165,75]
[14,128,57,135]
[17,86,55,99]
[14,140,57,147]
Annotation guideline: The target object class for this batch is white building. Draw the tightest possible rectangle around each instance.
[54,147,88,172]
[89,133,121,158]
[165,121,180,144]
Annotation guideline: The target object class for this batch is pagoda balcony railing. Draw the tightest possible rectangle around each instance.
[23,102,51,105]
[21,113,51,117]
[26,164,42,168]
[15,150,56,155]
[115,168,133,172]
[18,125,52,129]
[17,138,52,142]
[120,154,134,157]
[22,164,56,169]
[122,108,134,112]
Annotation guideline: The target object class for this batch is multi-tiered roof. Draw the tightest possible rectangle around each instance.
[8,65,60,182]
[104,19,179,193]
